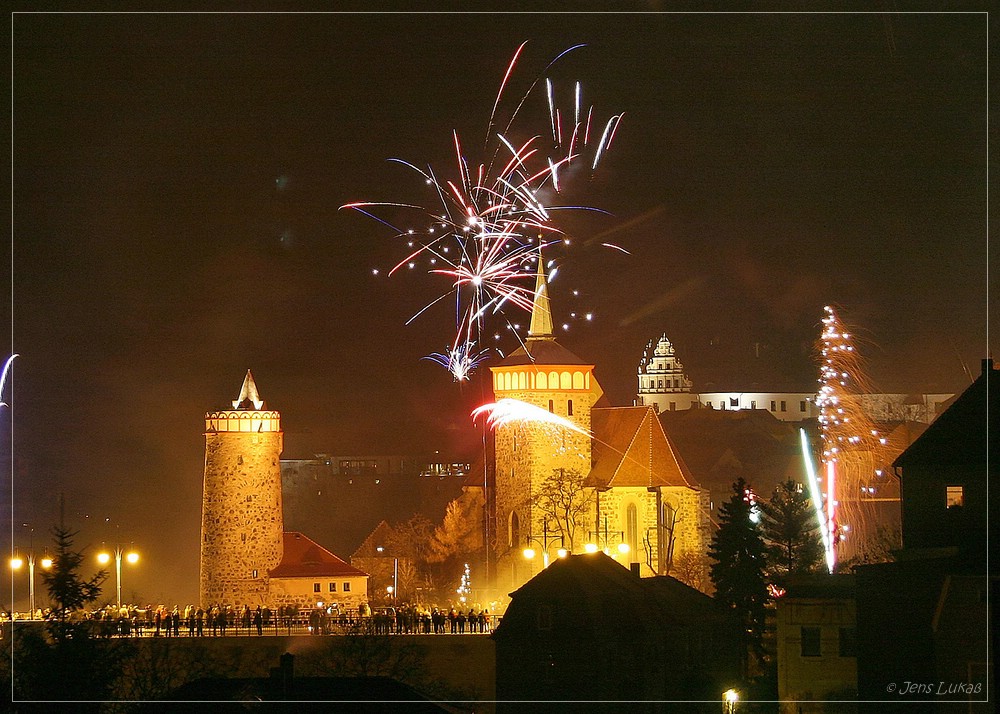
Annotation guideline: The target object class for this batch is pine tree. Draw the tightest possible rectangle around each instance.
[12,523,125,704]
[42,523,107,641]
[708,478,769,675]
[759,480,824,577]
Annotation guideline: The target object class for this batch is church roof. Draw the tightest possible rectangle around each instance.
[528,254,554,339]
[496,339,591,367]
[233,369,264,410]
[586,406,700,490]
[269,532,368,580]
[495,250,590,368]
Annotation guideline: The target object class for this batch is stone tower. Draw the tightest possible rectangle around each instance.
[489,258,603,592]
[199,370,284,607]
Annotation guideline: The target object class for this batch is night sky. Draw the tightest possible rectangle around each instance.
[7,11,991,606]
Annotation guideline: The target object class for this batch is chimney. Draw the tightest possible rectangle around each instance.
[269,652,294,699]
[630,562,641,577]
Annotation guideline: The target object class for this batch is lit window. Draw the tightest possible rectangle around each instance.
[343,582,351,592]
[800,626,821,657]
[313,583,321,593]
[251,569,258,578]
[946,486,964,508]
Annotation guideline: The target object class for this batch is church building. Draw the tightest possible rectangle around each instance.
[484,260,712,595]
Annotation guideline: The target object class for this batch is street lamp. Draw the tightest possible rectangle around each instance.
[723,688,740,713]
[522,518,565,568]
[586,517,630,559]
[9,552,52,619]
[376,546,398,602]
[97,545,139,610]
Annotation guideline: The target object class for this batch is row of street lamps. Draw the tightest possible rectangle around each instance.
[8,544,139,617]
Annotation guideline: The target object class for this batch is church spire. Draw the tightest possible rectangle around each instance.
[527,248,554,340]
[233,369,264,410]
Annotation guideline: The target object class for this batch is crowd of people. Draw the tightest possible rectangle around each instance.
[4,602,498,638]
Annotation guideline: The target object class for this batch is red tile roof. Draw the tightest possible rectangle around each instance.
[269,532,369,579]
[587,406,699,490]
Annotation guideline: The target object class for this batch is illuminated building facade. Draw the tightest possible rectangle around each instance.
[636,334,698,413]
[636,334,951,424]
[199,370,285,607]
[490,261,600,590]
[488,263,711,594]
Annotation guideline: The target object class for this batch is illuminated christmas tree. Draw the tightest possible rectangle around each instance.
[457,563,471,604]
[815,306,888,568]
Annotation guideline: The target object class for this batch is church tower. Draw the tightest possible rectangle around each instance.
[490,258,604,592]
[199,370,284,607]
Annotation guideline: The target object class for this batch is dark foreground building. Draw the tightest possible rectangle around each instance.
[854,358,996,711]
[493,553,739,710]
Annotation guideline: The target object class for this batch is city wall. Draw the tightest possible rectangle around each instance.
[121,633,496,705]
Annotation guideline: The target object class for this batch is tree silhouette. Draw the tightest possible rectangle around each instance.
[533,468,593,550]
[42,523,107,641]
[708,478,769,676]
[12,523,128,705]
[759,480,824,576]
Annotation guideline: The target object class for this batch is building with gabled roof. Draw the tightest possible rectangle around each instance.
[587,405,711,580]
[493,553,739,705]
[268,531,368,611]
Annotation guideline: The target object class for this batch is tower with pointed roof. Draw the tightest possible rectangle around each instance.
[199,370,284,607]
[489,257,604,591]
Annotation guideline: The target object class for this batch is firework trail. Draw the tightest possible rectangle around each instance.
[815,306,889,567]
[472,398,592,439]
[1,354,17,408]
[342,43,625,381]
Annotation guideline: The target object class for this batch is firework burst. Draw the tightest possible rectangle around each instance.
[342,42,624,380]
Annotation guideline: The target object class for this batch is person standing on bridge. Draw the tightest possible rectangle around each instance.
[254,606,263,635]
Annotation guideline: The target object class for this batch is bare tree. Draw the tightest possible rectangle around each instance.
[533,468,594,551]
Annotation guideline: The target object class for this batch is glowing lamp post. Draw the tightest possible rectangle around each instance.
[723,688,740,712]
[97,546,139,610]
[9,553,52,619]
[586,517,630,560]
[522,518,564,568]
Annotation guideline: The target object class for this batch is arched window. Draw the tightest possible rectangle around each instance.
[509,511,520,549]
[626,504,638,559]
